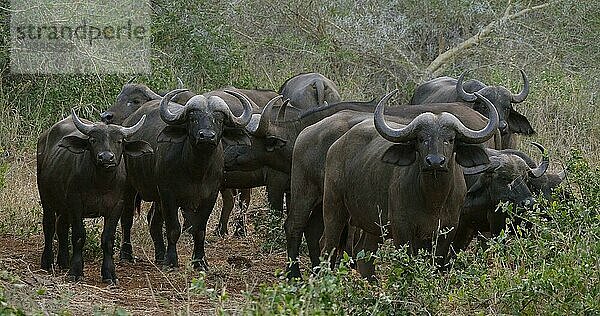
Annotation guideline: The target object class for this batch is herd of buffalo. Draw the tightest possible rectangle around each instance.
[36,71,565,283]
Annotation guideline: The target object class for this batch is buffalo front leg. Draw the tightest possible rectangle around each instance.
[160,195,181,268]
[69,215,86,281]
[101,214,120,284]
[356,231,380,281]
[41,208,56,271]
[187,205,215,271]
[147,203,166,264]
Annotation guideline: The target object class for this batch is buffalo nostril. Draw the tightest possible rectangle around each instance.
[425,155,445,167]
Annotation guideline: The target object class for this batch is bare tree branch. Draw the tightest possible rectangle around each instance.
[422,1,552,80]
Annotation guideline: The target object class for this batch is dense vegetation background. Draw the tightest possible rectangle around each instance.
[0,0,599,314]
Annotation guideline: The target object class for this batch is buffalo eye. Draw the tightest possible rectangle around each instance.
[116,139,123,144]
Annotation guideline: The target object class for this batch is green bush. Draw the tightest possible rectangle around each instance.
[242,152,600,314]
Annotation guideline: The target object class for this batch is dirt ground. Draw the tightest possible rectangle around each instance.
[0,188,292,315]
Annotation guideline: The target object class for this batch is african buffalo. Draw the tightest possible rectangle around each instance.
[285,101,500,278]
[37,110,151,283]
[319,91,499,278]
[452,143,550,251]
[411,70,532,149]
[279,72,342,109]
[123,89,253,269]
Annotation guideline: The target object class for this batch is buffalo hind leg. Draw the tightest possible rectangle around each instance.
[215,189,233,237]
[305,205,324,271]
[233,189,251,237]
[56,213,70,270]
[69,214,86,281]
[41,207,56,271]
[101,214,120,284]
[119,192,137,262]
[320,187,348,270]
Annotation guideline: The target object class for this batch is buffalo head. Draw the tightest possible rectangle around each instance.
[158,89,253,147]
[101,82,162,124]
[457,70,533,147]
[60,109,152,170]
[224,96,289,172]
[279,72,342,109]
[375,91,499,173]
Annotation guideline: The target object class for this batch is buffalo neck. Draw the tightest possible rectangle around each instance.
[417,163,462,213]
[182,138,218,177]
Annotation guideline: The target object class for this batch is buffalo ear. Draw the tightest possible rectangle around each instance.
[222,129,251,147]
[456,144,489,167]
[265,136,287,152]
[124,140,153,157]
[158,126,186,143]
[58,135,89,154]
[508,110,535,135]
[381,143,416,166]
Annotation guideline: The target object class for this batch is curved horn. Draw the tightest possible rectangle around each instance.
[144,86,162,100]
[374,89,430,142]
[177,77,184,89]
[463,159,500,175]
[71,109,95,135]
[251,95,282,136]
[511,69,529,103]
[222,90,254,127]
[277,99,290,122]
[160,89,189,124]
[126,76,137,84]
[121,115,146,138]
[451,92,499,143]
[456,72,478,102]
[529,141,549,178]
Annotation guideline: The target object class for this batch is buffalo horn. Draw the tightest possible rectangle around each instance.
[177,77,184,89]
[221,90,254,127]
[374,89,431,142]
[71,109,95,135]
[160,89,190,124]
[277,99,291,122]
[451,92,499,144]
[529,141,549,178]
[511,69,529,103]
[121,115,147,138]
[456,73,478,102]
[251,95,283,136]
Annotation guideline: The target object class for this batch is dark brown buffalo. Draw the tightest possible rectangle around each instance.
[279,72,342,109]
[285,100,500,278]
[123,89,253,269]
[410,70,532,149]
[319,91,498,278]
[452,143,550,251]
[37,110,151,283]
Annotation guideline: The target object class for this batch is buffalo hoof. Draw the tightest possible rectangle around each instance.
[192,258,209,271]
[102,277,119,286]
[40,259,52,271]
[286,263,301,280]
[119,252,135,263]
[67,274,83,282]
[164,253,179,268]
